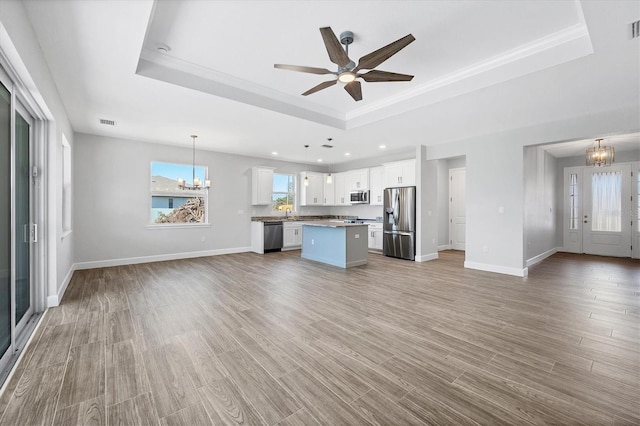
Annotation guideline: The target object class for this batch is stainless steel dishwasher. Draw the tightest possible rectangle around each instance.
[263,221,283,252]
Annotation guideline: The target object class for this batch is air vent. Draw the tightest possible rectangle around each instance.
[632,20,640,39]
[99,118,116,126]
[321,144,333,148]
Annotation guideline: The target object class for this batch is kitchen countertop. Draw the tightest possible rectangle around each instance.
[251,215,356,223]
[299,220,369,228]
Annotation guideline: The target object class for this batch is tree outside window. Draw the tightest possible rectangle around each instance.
[272,173,295,212]
[151,162,208,224]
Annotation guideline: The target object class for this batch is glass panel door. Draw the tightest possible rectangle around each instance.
[15,108,31,328]
[0,82,10,362]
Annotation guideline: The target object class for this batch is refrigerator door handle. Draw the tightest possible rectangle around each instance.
[384,230,413,236]
[393,191,400,225]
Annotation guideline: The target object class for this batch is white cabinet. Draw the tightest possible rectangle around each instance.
[369,166,384,206]
[368,223,383,251]
[283,222,302,249]
[383,160,416,188]
[323,174,335,205]
[333,172,350,206]
[251,166,274,205]
[299,172,324,206]
[349,168,369,190]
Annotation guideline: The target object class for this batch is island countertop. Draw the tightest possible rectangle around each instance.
[299,220,369,228]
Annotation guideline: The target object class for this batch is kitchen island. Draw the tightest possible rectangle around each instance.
[300,221,369,268]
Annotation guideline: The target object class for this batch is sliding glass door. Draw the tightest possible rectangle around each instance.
[15,104,33,333]
[0,80,10,369]
[0,70,36,375]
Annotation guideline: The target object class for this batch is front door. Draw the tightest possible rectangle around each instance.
[582,164,632,257]
[564,164,637,257]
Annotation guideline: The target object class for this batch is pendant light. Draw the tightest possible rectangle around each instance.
[178,135,211,190]
[325,138,333,183]
[586,138,614,167]
[303,144,310,186]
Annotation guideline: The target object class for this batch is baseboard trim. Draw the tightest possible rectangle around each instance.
[526,247,559,267]
[437,245,451,251]
[464,261,528,277]
[74,246,252,270]
[47,265,76,307]
[415,252,438,262]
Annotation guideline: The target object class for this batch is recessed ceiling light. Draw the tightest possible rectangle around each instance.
[345,152,351,156]
[155,42,171,53]
[379,145,386,149]
[271,152,278,155]
[317,159,323,162]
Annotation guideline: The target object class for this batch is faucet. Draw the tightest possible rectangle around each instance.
[285,208,291,219]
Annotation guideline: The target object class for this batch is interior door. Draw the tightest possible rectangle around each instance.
[582,164,632,257]
[449,168,466,250]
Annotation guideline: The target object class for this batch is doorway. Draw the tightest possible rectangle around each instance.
[563,163,634,257]
[0,70,38,378]
[449,167,466,251]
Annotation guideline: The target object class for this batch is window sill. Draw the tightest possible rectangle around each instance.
[146,223,212,230]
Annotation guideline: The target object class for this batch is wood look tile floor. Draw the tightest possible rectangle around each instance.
[1,250,638,425]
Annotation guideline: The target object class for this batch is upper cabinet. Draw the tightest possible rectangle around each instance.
[251,166,274,205]
[323,174,335,205]
[299,172,324,206]
[348,168,369,190]
[333,172,350,206]
[369,166,384,205]
[383,159,416,188]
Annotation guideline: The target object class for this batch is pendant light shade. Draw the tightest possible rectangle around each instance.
[586,138,614,167]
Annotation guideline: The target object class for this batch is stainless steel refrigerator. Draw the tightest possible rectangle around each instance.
[383,186,416,260]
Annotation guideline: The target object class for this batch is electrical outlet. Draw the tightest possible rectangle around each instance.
[355,234,359,238]
[311,239,314,245]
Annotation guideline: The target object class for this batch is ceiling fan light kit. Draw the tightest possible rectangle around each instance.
[274,27,415,101]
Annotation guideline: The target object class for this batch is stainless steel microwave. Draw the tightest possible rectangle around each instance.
[350,190,370,204]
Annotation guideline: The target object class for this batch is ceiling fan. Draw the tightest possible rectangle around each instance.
[274,27,415,102]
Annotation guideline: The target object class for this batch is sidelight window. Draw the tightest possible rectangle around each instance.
[569,173,578,230]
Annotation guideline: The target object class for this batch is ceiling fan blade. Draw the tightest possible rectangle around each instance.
[319,27,351,67]
[344,81,362,101]
[355,34,415,72]
[302,79,337,96]
[358,70,414,82]
[274,64,335,75]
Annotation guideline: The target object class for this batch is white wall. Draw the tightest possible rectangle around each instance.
[523,147,557,264]
[427,104,639,276]
[73,133,340,266]
[2,1,75,306]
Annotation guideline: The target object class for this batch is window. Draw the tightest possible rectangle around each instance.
[569,173,578,230]
[272,173,295,212]
[591,171,621,232]
[150,162,208,224]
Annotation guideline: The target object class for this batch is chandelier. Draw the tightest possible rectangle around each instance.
[586,138,614,167]
[177,135,211,190]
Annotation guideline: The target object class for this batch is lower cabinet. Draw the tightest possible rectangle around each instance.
[283,223,302,249]
[368,223,383,251]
